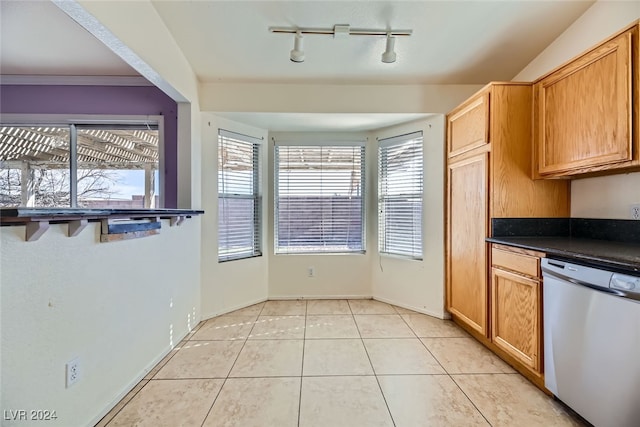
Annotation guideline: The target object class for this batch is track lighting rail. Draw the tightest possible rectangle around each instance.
[269,26,412,37]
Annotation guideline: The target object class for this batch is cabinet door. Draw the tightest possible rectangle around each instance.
[447,151,489,336]
[491,268,541,372]
[535,30,633,175]
[447,92,490,158]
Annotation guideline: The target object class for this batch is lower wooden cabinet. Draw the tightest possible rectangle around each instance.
[490,245,543,377]
[491,267,541,372]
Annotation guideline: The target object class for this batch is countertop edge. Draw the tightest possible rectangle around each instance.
[0,208,205,225]
[487,237,640,275]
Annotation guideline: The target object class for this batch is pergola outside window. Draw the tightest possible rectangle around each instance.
[0,121,161,209]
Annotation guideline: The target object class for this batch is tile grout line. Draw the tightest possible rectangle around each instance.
[401,312,493,425]
[198,303,267,427]
[102,322,206,426]
[101,379,150,426]
[401,317,450,375]
[297,300,308,427]
[448,374,494,427]
[349,301,397,427]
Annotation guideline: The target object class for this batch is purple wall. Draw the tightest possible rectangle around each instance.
[0,85,178,208]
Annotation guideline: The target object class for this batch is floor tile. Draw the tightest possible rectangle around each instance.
[363,339,445,375]
[154,341,244,379]
[189,316,256,341]
[107,379,223,427]
[453,374,586,426]
[354,314,416,338]
[248,315,305,339]
[261,300,307,315]
[378,375,489,427]
[202,377,300,427]
[95,380,148,427]
[303,339,374,376]
[305,315,360,339]
[223,302,265,317]
[299,376,394,427]
[421,337,515,374]
[306,299,351,315]
[185,320,206,339]
[144,345,182,380]
[348,299,397,314]
[392,305,418,314]
[402,314,468,338]
[229,340,303,377]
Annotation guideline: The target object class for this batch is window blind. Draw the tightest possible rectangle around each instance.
[378,131,423,259]
[275,144,365,254]
[218,129,261,262]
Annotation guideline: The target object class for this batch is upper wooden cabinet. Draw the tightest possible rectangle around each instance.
[447,92,490,158]
[534,23,639,177]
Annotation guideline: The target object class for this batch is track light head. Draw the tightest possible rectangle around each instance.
[290,31,305,63]
[381,34,396,63]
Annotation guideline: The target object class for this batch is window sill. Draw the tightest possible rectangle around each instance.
[0,208,204,242]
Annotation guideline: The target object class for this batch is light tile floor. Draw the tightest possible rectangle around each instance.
[97,299,587,427]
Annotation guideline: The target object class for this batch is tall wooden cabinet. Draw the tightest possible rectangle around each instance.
[447,153,489,335]
[445,83,570,381]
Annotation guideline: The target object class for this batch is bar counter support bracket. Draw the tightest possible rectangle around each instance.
[26,221,49,242]
[170,216,185,227]
[68,219,88,237]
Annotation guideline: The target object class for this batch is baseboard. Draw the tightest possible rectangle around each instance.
[268,295,372,300]
[88,325,195,426]
[372,296,448,319]
[201,296,268,320]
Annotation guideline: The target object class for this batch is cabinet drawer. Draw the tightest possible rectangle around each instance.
[447,92,490,158]
[491,248,539,278]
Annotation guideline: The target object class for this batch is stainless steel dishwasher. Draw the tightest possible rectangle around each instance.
[542,258,640,427]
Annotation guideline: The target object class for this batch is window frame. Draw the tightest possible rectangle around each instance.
[378,131,424,260]
[274,141,366,255]
[217,129,263,263]
[0,114,165,208]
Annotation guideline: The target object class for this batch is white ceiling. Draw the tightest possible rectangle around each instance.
[0,0,595,131]
[151,0,594,84]
[0,0,137,76]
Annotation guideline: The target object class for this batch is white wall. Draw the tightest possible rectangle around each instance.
[68,0,203,209]
[200,114,270,317]
[370,116,447,318]
[513,1,640,219]
[267,132,373,299]
[0,220,201,427]
[1,3,207,426]
[200,83,483,114]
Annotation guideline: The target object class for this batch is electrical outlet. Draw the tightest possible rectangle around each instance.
[631,204,640,220]
[66,358,80,388]
[307,266,315,278]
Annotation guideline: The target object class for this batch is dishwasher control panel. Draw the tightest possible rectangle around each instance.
[542,258,640,302]
[610,274,640,294]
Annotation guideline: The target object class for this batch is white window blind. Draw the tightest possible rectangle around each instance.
[218,129,261,262]
[378,131,423,259]
[275,144,365,254]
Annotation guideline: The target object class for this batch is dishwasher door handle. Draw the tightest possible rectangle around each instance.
[542,268,618,296]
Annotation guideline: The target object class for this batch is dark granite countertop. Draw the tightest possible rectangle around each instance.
[487,236,640,274]
[488,218,640,275]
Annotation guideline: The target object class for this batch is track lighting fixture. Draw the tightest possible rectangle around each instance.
[381,34,396,63]
[290,31,305,63]
[270,25,411,64]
